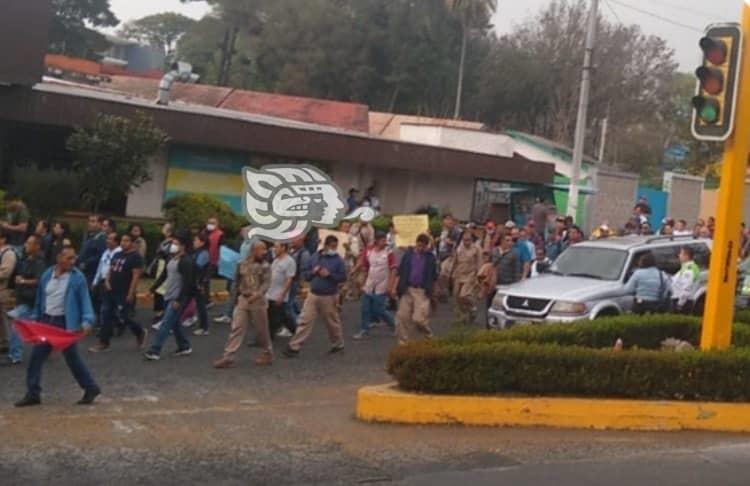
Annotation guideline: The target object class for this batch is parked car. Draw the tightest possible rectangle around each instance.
[487,235,712,329]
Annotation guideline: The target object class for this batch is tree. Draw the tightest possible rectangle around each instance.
[66,112,168,212]
[120,12,196,62]
[445,0,497,119]
[467,0,678,175]
[49,0,119,59]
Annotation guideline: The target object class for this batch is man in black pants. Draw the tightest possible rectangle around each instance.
[89,234,146,352]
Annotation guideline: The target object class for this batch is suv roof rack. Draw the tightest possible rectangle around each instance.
[644,235,700,244]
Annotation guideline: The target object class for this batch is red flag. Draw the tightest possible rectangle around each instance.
[13,320,84,351]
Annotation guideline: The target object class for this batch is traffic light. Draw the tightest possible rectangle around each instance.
[692,24,743,142]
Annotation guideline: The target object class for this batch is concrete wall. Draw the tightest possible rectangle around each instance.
[666,173,704,225]
[587,169,639,233]
[125,149,168,218]
[330,161,474,220]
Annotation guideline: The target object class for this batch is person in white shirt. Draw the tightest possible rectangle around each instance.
[92,232,121,288]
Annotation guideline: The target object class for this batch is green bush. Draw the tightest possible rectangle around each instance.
[11,164,82,218]
[736,309,750,325]
[163,193,245,239]
[444,314,750,350]
[388,341,750,402]
[388,315,750,402]
[371,215,392,233]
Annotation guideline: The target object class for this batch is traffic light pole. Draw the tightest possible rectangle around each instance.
[567,0,598,219]
[701,4,750,350]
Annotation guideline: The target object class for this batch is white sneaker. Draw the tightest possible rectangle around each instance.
[181,316,198,328]
[152,321,162,331]
[213,315,231,324]
[193,328,210,336]
[276,328,293,338]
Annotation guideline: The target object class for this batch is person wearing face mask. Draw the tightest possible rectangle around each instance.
[283,235,347,357]
[144,232,195,361]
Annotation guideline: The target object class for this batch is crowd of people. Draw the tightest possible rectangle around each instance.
[0,189,740,408]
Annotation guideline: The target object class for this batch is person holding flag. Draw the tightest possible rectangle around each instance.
[15,246,101,407]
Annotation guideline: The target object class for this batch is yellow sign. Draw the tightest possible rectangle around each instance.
[393,214,430,248]
[317,229,349,259]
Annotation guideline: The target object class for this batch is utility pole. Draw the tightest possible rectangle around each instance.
[567,0,599,219]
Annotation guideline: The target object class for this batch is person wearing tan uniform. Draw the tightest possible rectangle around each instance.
[214,240,273,368]
[451,231,482,322]
[284,235,348,357]
[0,230,18,349]
[392,234,438,345]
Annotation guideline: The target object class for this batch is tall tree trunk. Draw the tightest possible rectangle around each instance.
[453,25,468,120]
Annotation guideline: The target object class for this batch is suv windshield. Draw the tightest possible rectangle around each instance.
[550,246,628,281]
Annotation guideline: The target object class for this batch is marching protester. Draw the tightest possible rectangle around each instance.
[205,216,224,308]
[49,221,72,267]
[214,240,272,368]
[92,231,121,329]
[1,193,30,252]
[79,215,107,302]
[149,222,175,327]
[5,235,46,366]
[351,231,397,340]
[284,235,347,357]
[393,234,437,345]
[0,229,18,352]
[144,231,194,361]
[15,246,101,407]
[129,223,148,259]
[266,242,297,338]
[452,231,482,322]
[494,233,522,286]
[190,233,211,336]
[287,235,311,329]
[530,247,552,278]
[34,220,53,263]
[90,233,147,353]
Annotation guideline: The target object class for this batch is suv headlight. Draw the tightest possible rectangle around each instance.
[551,301,587,315]
[492,293,507,309]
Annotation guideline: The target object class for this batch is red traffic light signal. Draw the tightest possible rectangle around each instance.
[692,24,743,142]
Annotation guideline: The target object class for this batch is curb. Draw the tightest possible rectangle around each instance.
[356,384,750,433]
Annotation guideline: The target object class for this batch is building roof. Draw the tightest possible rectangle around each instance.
[0,81,555,185]
[105,76,372,133]
[507,130,599,167]
[370,111,484,139]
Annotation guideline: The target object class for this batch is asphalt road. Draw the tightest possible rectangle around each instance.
[1,302,749,485]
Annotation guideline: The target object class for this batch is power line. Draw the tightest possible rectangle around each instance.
[649,0,724,21]
[608,0,705,33]
[603,0,623,26]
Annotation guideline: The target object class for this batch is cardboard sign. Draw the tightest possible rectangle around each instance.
[393,214,430,248]
[317,229,350,258]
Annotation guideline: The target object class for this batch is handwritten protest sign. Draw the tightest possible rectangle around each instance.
[393,214,429,248]
[317,229,350,258]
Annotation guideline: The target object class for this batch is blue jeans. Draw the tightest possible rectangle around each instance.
[8,304,32,363]
[286,280,301,325]
[149,300,191,355]
[360,293,395,333]
[26,314,98,399]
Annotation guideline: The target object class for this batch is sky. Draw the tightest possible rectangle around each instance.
[109,0,745,70]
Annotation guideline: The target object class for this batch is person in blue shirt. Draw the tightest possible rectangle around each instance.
[624,252,670,315]
[16,246,100,407]
[284,235,347,357]
[346,188,360,214]
[511,227,532,279]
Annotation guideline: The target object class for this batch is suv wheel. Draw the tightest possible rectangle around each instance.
[594,309,619,319]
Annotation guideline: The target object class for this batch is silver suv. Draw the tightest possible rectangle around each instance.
[487,235,712,329]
